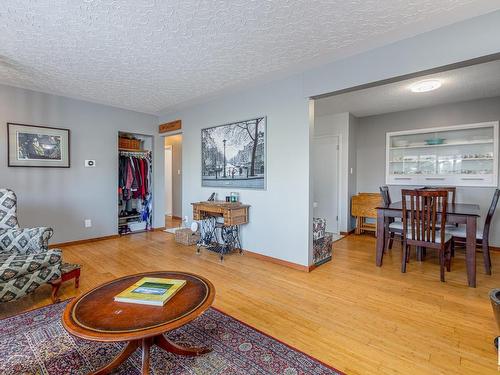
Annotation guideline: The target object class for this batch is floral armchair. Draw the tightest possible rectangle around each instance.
[0,189,62,302]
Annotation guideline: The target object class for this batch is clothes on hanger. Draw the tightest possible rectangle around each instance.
[118,150,152,232]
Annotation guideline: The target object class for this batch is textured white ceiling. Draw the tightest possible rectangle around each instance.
[0,1,498,114]
[315,59,500,117]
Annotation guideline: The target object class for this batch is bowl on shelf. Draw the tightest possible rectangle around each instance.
[425,138,445,145]
[393,140,409,147]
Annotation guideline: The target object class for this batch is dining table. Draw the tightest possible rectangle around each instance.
[375,201,481,287]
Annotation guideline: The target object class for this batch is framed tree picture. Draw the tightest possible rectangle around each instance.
[7,123,70,168]
[201,117,266,189]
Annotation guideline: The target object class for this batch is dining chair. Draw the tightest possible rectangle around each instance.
[379,186,402,251]
[448,189,499,275]
[401,189,453,282]
[421,186,456,204]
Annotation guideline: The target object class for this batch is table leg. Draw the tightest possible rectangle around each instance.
[466,216,477,288]
[92,340,140,375]
[141,338,152,375]
[154,333,211,356]
[91,334,211,374]
[376,209,385,266]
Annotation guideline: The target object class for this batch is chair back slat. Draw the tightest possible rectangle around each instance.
[421,186,456,204]
[379,186,391,207]
[402,189,448,244]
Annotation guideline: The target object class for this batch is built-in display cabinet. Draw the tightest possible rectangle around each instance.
[386,122,499,187]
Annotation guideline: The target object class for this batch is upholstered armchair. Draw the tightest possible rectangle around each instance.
[0,189,62,302]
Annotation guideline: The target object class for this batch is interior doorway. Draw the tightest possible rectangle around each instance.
[312,135,340,234]
[164,134,183,229]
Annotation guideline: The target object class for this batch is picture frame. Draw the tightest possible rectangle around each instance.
[7,123,71,168]
[201,116,266,189]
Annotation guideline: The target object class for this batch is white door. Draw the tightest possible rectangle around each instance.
[313,136,339,234]
[164,147,173,216]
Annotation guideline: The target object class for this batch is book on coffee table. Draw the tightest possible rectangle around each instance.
[114,277,186,306]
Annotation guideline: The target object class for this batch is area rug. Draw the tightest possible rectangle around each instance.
[0,301,343,375]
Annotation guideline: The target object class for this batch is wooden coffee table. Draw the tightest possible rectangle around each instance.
[62,271,215,375]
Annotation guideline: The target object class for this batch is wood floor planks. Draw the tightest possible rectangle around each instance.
[0,231,499,374]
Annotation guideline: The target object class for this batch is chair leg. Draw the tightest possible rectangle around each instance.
[388,232,395,250]
[50,278,62,303]
[446,243,452,272]
[450,240,455,257]
[482,240,492,275]
[401,242,408,273]
[439,250,445,282]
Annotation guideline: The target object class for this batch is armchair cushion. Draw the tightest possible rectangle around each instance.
[0,248,62,302]
[0,189,19,229]
[0,227,53,254]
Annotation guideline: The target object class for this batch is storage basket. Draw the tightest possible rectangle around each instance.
[175,228,200,246]
[119,137,141,150]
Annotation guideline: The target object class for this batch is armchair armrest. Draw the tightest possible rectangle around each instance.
[0,227,53,255]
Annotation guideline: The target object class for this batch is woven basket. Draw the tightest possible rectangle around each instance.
[119,137,141,150]
[175,228,200,246]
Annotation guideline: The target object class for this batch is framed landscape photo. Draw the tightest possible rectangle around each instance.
[201,116,266,189]
[7,123,70,167]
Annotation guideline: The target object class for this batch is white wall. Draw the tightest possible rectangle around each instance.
[0,84,158,243]
[157,76,311,266]
[314,112,359,233]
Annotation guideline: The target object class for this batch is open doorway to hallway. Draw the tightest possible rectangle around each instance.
[164,134,183,230]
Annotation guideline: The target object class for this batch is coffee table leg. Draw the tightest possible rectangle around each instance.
[154,334,211,356]
[141,338,152,375]
[92,340,140,375]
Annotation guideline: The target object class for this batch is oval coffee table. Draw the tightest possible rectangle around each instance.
[62,271,215,375]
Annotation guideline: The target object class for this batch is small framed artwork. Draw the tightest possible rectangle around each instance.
[7,123,70,168]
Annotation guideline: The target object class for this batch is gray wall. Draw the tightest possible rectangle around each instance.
[357,96,500,245]
[0,84,158,243]
[165,134,183,218]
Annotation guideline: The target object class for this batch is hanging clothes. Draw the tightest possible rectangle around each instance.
[118,151,152,230]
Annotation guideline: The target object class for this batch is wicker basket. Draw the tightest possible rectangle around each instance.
[175,228,200,246]
[119,137,141,150]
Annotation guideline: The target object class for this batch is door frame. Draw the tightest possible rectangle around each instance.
[164,145,173,216]
[312,134,341,235]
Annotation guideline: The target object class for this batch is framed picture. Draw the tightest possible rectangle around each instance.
[7,123,70,168]
[201,116,266,189]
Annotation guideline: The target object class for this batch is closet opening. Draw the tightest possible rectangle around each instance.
[118,131,153,235]
[164,134,182,230]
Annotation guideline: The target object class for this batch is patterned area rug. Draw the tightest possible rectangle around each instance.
[0,301,343,374]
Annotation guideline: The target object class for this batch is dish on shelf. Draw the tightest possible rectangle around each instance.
[425,138,445,145]
[393,140,409,147]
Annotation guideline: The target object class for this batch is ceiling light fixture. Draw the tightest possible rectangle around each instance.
[410,79,442,93]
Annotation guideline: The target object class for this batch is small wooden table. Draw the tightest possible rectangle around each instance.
[62,271,215,374]
[376,202,480,287]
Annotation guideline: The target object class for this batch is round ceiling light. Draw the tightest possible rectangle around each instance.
[409,79,442,93]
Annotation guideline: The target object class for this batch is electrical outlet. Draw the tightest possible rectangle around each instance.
[84,219,92,228]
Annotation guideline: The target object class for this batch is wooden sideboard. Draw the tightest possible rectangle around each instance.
[191,201,250,226]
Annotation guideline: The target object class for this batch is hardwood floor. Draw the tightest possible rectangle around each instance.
[165,215,182,229]
[1,232,498,374]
